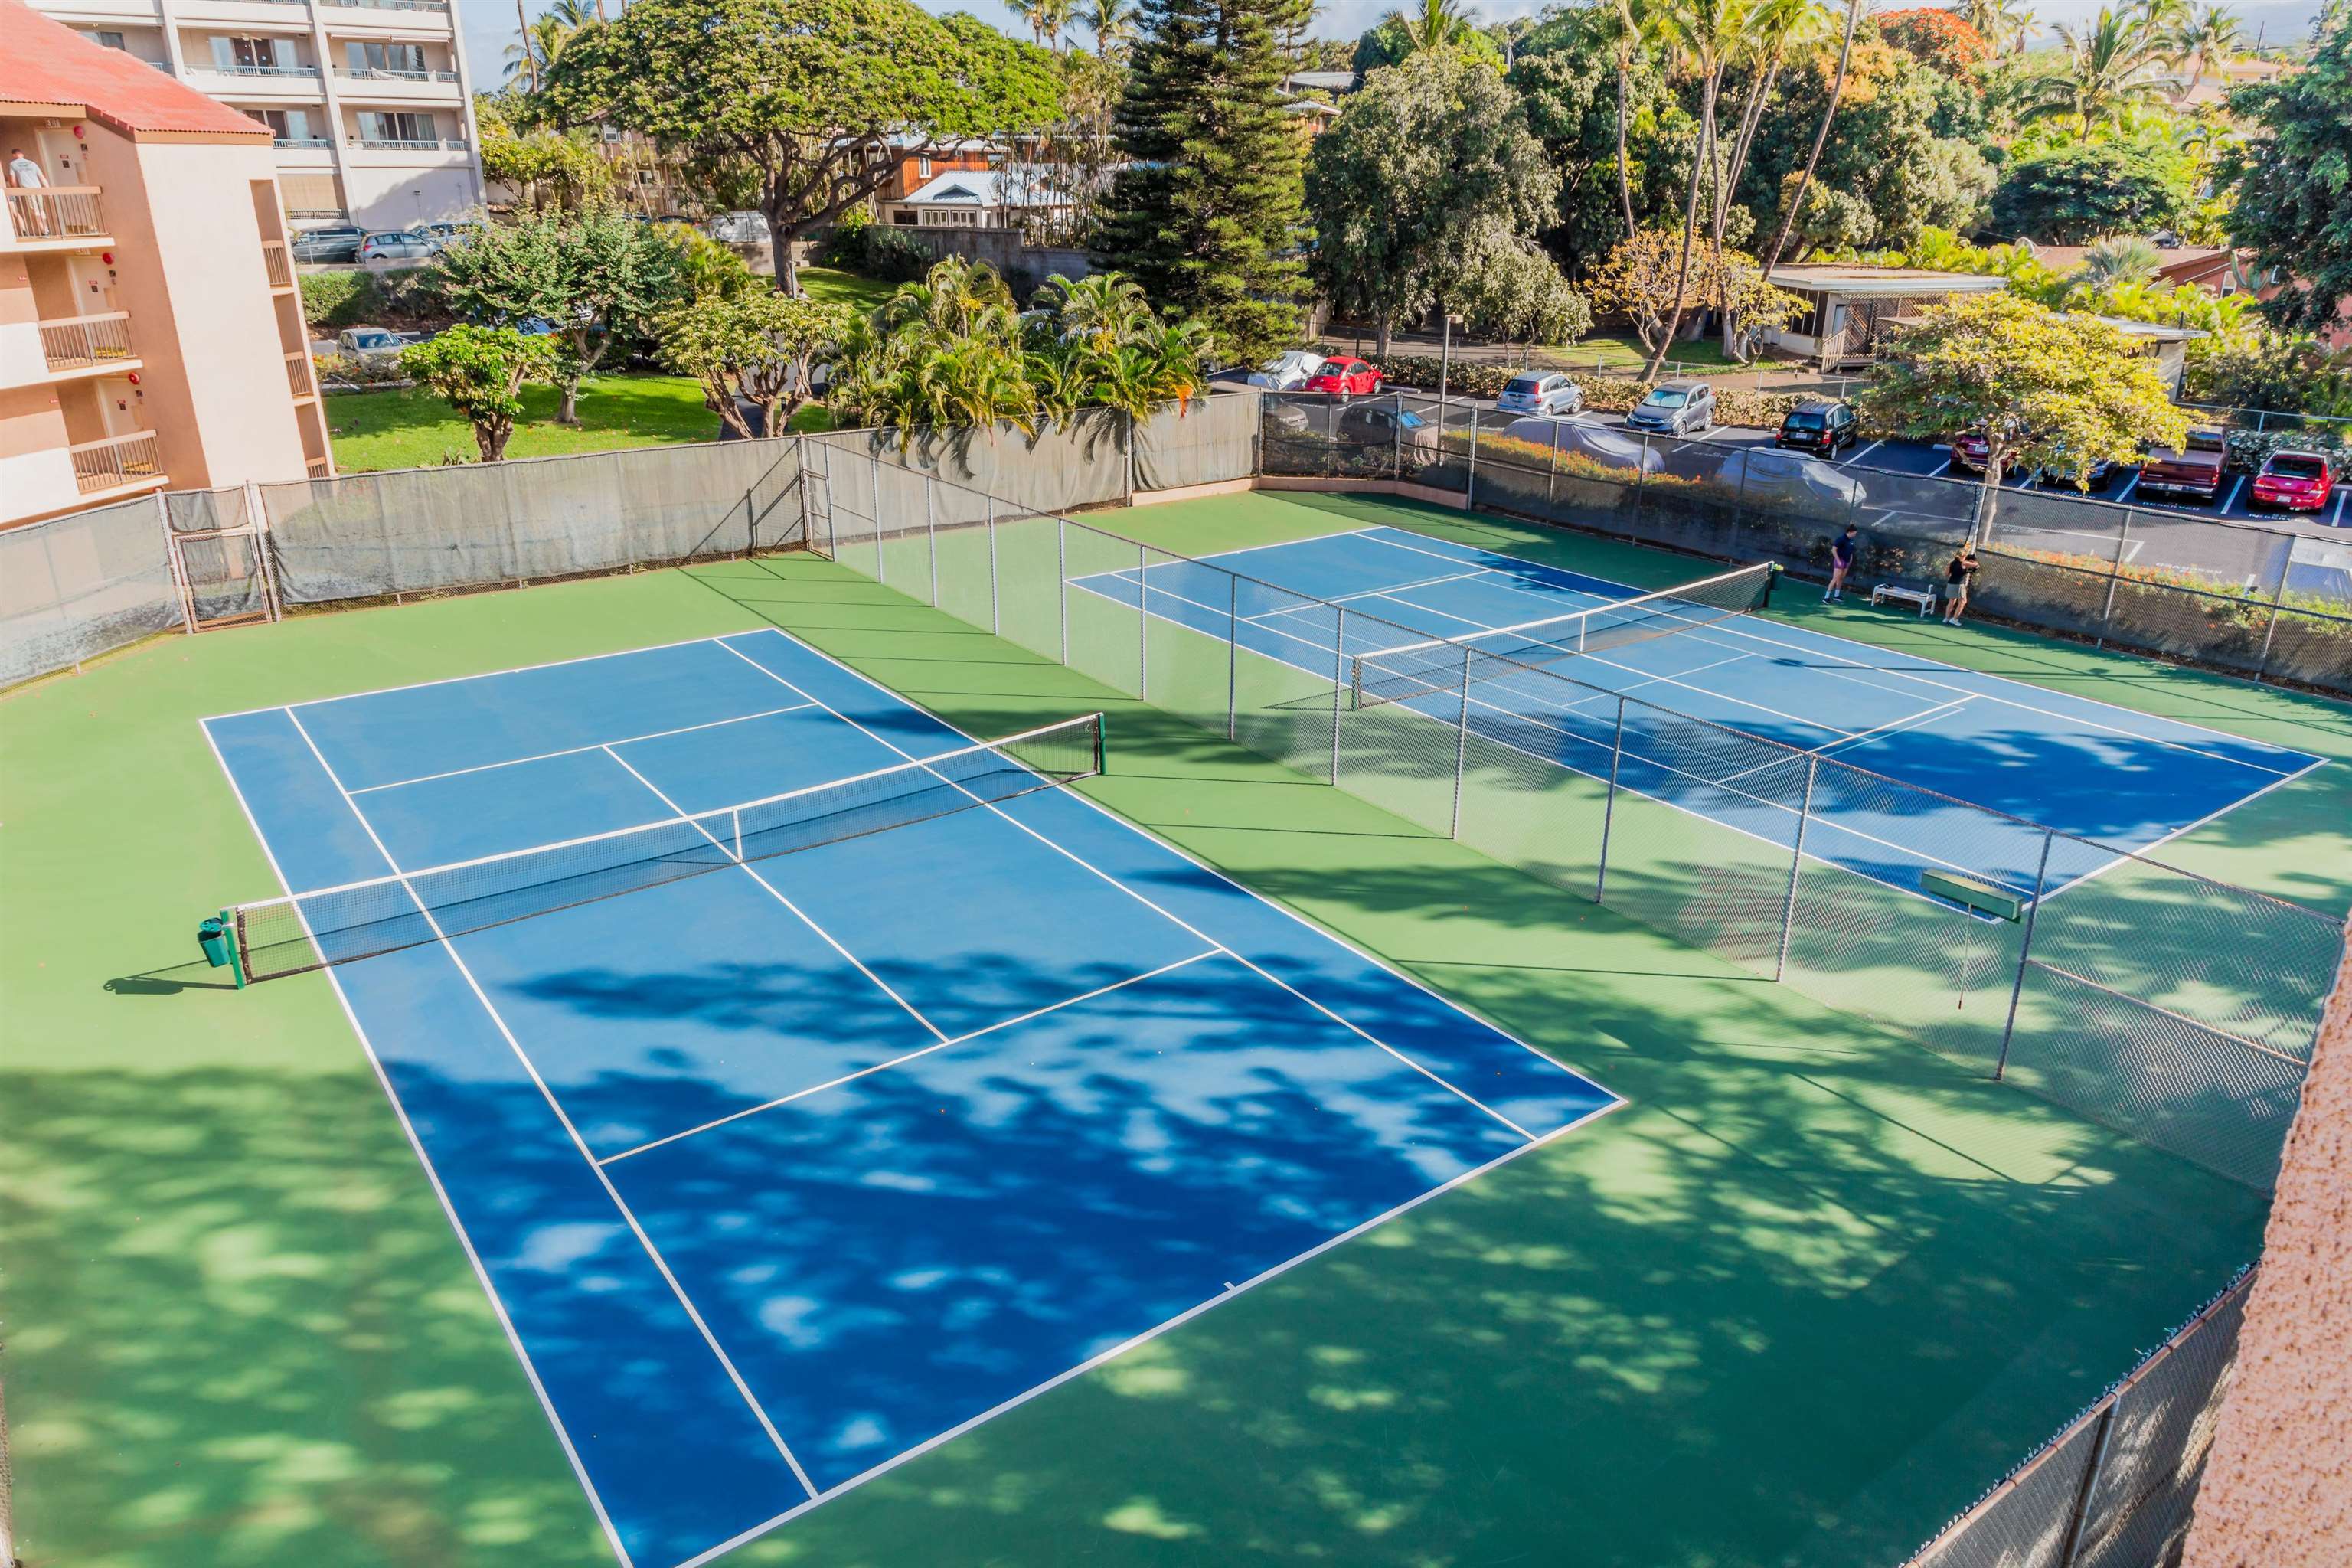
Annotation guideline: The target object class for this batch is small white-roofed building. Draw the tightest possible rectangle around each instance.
[1762,265,2011,368]
[880,167,1084,235]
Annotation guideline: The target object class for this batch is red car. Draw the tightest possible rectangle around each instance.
[2249,449,2334,512]
[1301,355,1381,397]
[1949,430,1990,475]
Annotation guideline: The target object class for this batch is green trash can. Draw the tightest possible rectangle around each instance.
[198,916,233,969]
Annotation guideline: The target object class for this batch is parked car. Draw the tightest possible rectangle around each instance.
[1737,447,1866,511]
[704,211,770,244]
[357,228,439,267]
[1496,371,1582,416]
[2249,450,2335,512]
[289,224,365,264]
[418,219,482,247]
[1302,355,1382,397]
[335,326,410,364]
[1949,430,1992,475]
[1625,378,1715,436]
[1338,401,1436,452]
[1775,399,1858,457]
[2138,427,2230,503]
[2036,450,2119,491]
[1247,349,1325,392]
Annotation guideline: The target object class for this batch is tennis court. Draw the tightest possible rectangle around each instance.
[1072,524,2324,902]
[198,626,1618,1568]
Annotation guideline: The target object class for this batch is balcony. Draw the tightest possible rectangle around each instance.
[3,187,108,248]
[306,455,333,478]
[322,0,450,11]
[335,66,460,83]
[286,350,315,399]
[199,64,321,79]
[262,240,292,288]
[69,430,164,495]
[38,312,136,374]
[274,136,334,149]
[353,136,468,152]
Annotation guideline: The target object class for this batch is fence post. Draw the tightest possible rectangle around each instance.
[1545,422,1560,509]
[1392,391,1404,480]
[2055,1399,2120,1568]
[1995,831,2056,1080]
[1329,607,1346,784]
[925,475,939,606]
[2096,510,2133,648]
[1057,514,1068,668]
[872,453,887,587]
[1137,541,1148,699]
[987,495,999,635]
[2252,562,2290,681]
[1595,696,1626,901]
[1465,404,1479,508]
[1774,756,1820,982]
[1227,571,1240,741]
[1448,643,1472,839]
[158,491,197,633]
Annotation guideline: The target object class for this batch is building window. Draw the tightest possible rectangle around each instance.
[917,156,932,177]
[79,29,127,51]
[256,109,317,144]
[214,37,288,71]
[346,41,429,76]
[358,112,439,145]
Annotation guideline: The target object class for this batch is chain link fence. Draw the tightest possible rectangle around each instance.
[1903,1267,2256,1568]
[1263,391,2352,697]
[812,435,2344,1194]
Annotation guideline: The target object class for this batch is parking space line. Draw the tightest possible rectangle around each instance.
[2221,475,2246,514]
[1847,440,1883,466]
[2333,492,2347,528]
[2109,472,2140,504]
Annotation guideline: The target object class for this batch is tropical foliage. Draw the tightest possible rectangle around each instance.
[656,292,854,437]
[2225,6,2352,336]
[400,327,561,462]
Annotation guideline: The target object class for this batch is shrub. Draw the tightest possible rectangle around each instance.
[821,222,936,285]
[312,352,411,389]
[299,268,443,332]
[2223,427,2352,475]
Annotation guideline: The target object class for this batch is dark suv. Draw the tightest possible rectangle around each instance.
[1776,399,1858,457]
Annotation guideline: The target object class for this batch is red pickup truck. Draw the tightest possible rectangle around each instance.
[2137,427,2229,502]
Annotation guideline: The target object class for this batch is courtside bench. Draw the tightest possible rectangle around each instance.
[1871,581,1939,617]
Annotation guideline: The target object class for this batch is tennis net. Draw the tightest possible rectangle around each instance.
[1350,562,1777,708]
[225,712,1106,983]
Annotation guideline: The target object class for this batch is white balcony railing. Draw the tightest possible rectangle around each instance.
[201,64,320,79]
[69,430,162,494]
[274,136,333,149]
[335,66,461,83]
[354,137,468,152]
[5,186,106,243]
[261,240,292,288]
[323,0,449,11]
[37,312,135,372]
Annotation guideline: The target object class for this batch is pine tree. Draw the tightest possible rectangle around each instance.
[1096,0,1306,364]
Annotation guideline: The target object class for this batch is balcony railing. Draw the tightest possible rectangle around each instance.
[335,66,461,83]
[286,350,315,398]
[38,312,135,372]
[69,430,162,494]
[5,186,106,243]
[323,0,450,11]
[306,455,333,478]
[262,240,292,288]
[201,63,320,78]
[353,137,468,152]
[274,136,333,149]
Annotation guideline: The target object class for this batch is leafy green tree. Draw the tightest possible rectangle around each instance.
[2225,8,2352,336]
[1761,0,1864,275]
[2018,5,2180,133]
[1506,16,1679,273]
[430,207,687,424]
[400,327,559,462]
[1099,0,1308,365]
[656,292,852,437]
[1987,139,2190,242]
[1305,50,1560,355]
[1351,9,1503,73]
[1453,240,1595,358]
[1858,294,2188,539]
[540,0,1061,294]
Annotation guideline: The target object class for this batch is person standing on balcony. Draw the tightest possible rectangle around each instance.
[6,146,51,234]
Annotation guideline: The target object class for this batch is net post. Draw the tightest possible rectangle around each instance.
[925,475,939,606]
[1995,831,2056,1080]
[1329,606,1345,784]
[987,496,999,635]
[1226,570,1239,742]
[1595,696,1625,901]
[1057,515,1069,667]
[1447,643,1471,839]
[732,807,743,864]
[1774,756,1819,982]
[222,906,247,990]
[1136,542,1148,700]
[1093,711,1106,776]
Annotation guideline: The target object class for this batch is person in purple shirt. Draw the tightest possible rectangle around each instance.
[1824,524,1860,601]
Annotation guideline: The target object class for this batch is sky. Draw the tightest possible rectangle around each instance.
[456,0,2328,97]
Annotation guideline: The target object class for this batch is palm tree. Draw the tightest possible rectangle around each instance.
[1711,0,1833,356]
[1390,0,1481,57]
[1077,0,1138,57]
[1643,0,1760,378]
[1594,0,1653,243]
[2167,2,2245,96]
[2022,6,2181,133]
[511,0,535,92]
[2077,234,2164,291]
[1958,0,2038,55]
[1007,0,1075,51]
[1761,0,1864,276]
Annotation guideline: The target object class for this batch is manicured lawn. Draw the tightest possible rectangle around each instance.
[327,372,834,472]
[1543,330,1740,372]
[799,264,897,312]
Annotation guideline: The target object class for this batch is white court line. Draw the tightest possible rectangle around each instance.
[351,701,815,794]
[599,949,1226,1166]
[203,632,743,724]
[1809,697,1975,762]
[1566,644,1860,743]
[279,707,825,1507]
[597,745,949,1046]
[197,720,639,1568]
[714,636,1544,1142]
[671,1095,1629,1568]
[2030,752,2332,910]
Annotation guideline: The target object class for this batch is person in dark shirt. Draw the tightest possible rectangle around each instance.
[1943,547,1981,626]
[1825,524,1860,601]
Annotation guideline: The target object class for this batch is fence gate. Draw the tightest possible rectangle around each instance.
[162,488,280,633]
[799,436,837,560]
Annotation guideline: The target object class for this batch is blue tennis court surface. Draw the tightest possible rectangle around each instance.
[201,628,1616,1568]
[1073,524,2324,901]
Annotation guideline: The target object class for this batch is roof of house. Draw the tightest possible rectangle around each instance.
[2096,315,2207,343]
[1767,264,2011,297]
[1283,70,1359,94]
[0,0,267,142]
[2015,241,2237,286]
[898,169,1081,208]
[1284,100,1340,118]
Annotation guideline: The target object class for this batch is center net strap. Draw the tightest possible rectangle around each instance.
[231,712,1106,982]
[1351,562,1776,709]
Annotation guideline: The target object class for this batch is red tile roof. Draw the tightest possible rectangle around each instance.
[0,0,269,142]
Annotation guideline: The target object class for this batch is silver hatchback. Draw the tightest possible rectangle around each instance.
[1496,371,1582,416]
[1626,378,1716,436]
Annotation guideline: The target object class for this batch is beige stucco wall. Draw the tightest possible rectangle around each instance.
[2178,917,2352,1567]
[74,124,309,492]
